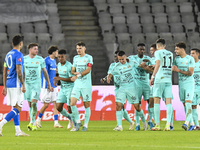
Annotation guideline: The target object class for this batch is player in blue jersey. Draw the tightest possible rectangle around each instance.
[128,43,154,131]
[24,43,52,131]
[173,42,195,131]
[0,35,29,136]
[53,49,74,131]
[36,46,66,128]
[100,51,135,131]
[70,42,93,132]
[107,51,149,131]
[190,48,200,130]
[149,38,173,131]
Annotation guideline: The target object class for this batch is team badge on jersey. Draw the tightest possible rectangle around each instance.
[36,61,39,64]
[185,61,188,65]
[127,65,131,68]
[18,58,21,62]
[181,62,183,64]
[63,70,66,73]
[124,67,126,69]
[84,60,87,63]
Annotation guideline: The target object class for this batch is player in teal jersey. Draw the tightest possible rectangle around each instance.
[100,51,135,131]
[173,42,195,131]
[24,43,52,131]
[149,39,173,131]
[128,43,154,131]
[190,48,200,130]
[53,49,74,130]
[107,51,149,131]
[70,42,93,131]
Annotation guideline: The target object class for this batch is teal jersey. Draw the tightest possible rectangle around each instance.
[174,55,195,84]
[110,60,139,88]
[193,60,200,91]
[73,54,93,88]
[154,49,173,83]
[24,55,46,83]
[108,62,120,87]
[58,61,74,89]
[150,57,156,65]
[128,55,151,87]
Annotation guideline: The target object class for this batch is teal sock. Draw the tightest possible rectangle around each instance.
[192,109,199,126]
[135,109,140,125]
[60,108,71,120]
[185,103,193,122]
[71,105,79,124]
[184,105,186,114]
[84,107,91,125]
[148,106,153,122]
[31,102,37,124]
[116,111,122,126]
[138,109,146,123]
[123,109,132,123]
[29,107,32,123]
[171,107,174,125]
[166,104,172,124]
[154,104,160,124]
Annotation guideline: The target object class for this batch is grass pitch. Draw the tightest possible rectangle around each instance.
[0,121,200,150]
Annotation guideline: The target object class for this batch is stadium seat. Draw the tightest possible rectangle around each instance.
[142,24,156,33]
[162,0,175,3]
[137,3,151,14]
[103,33,116,43]
[21,23,34,33]
[47,3,58,14]
[37,33,51,43]
[165,3,179,13]
[23,33,37,45]
[173,33,186,43]
[154,13,168,24]
[131,33,145,44]
[168,13,181,23]
[94,3,108,13]
[98,12,112,24]
[34,23,48,33]
[156,23,170,33]
[149,0,161,3]
[187,32,200,43]
[47,15,60,24]
[127,23,142,33]
[0,23,6,33]
[123,3,137,14]
[184,22,196,32]
[7,23,20,34]
[181,13,195,23]
[176,0,190,3]
[179,2,193,13]
[126,13,140,24]
[159,32,173,43]
[112,14,126,24]
[93,0,106,3]
[135,0,147,3]
[46,0,55,2]
[100,23,113,34]
[107,0,120,4]
[151,3,164,14]
[0,33,8,44]
[48,23,62,34]
[117,33,130,44]
[145,33,159,44]
[51,33,65,48]
[114,24,128,33]
[2,43,12,54]
[121,0,133,3]
[140,14,153,24]
[170,23,184,33]
[8,33,21,43]
[109,4,122,14]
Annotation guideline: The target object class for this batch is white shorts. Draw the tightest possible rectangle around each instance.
[7,88,23,108]
[41,88,58,103]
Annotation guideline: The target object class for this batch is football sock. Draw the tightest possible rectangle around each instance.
[166,104,172,125]
[60,108,71,120]
[154,104,160,125]
[123,109,132,123]
[116,111,122,126]
[31,102,37,124]
[192,109,199,126]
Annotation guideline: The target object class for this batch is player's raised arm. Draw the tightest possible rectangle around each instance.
[2,63,7,96]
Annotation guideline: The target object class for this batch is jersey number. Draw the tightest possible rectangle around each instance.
[6,55,13,69]
[163,56,172,68]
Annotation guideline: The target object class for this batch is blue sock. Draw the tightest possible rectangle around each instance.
[60,109,71,120]
[123,109,132,123]
[135,109,140,125]
[5,108,19,122]
[38,112,43,119]
[154,104,160,124]
[84,107,91,126]
[116,111,122,126]
[138,109,146,123]
[31,102,37,123]
[185,102,193,122]
[166,104,172,124]
[13,113,20,126]
[192,109,199,126]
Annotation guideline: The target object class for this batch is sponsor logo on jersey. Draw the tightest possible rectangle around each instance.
[18,58,21,62]
[181,62,183,64]
[124,67,126,69]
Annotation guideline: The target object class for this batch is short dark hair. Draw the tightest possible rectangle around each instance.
[175,42,186,49]
[118,51,125,56]
[48,45,59,54]
[191,48,200,54]
[28,43,39,49]
[156,38,165,45]
[12,35,23,46]
[150,43,156,49]
[137,43,145,47]
[114,50,120,55]
[76,41,85,47]
[58,49,67,55]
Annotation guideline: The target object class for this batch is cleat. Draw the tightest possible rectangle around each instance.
[27,123,33,131]
[152,125,161,131]
[135,125,140,131]
[148,122,154,130]
[113,126,123,131]
[15,131,29,137]
[70,126,76,131]
[32,125,37,131]
[113,126,118,130]
[188,125,195,131]
[36,121,42,128]
[163,125,170,131]
[67,120,73,129]
[54,123,63,128]
[74,123,83,131]
[129,121,135,130]
[181,124,188,131]
[195,126,200,130]
[81,126,88,131]
[170,126,173,131]
[143,123,148,131]
[0,127,3,136]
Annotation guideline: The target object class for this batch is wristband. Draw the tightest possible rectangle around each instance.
[151,75,155,79]
[77,73,82,77]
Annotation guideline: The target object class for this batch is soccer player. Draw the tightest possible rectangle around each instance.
[107,51,148,131]
[36,46,64,128]
[24,43,52,131]
[190,48,200,130]
[128,43,153,130]
[0,35,29,136]
[173,42,195,131]
[70,42,93,131]
[100,50,135,130]
[149,38,173,131]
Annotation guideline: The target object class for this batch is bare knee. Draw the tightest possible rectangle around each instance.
[116,102,122,111]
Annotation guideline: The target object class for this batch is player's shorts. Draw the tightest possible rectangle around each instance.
[114,84,119,96]
[24,82,41,102]
[149,86,153,98]
[7,88,23,107]
[192,91,200,105]
[179,82,194,103]
[136,85,151,101]
[57,88,73,105]
[71,87,92,102]
[41,88,58,103]
[153,82,173,100]
[115,87,139,104]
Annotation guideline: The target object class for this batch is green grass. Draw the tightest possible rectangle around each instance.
[0,121,200,150]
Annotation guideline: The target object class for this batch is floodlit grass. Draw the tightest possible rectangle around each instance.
[0,121,200,150]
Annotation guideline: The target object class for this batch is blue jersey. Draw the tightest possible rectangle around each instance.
[4,49,24,88]
[41,56,57,88]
